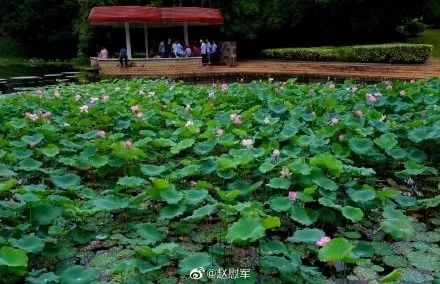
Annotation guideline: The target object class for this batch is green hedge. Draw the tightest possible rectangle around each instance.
[261,44,433,63]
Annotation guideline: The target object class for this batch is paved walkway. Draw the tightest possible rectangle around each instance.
[101,59,440,81]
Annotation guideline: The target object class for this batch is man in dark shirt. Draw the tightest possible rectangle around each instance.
[119,48,128,67]
[165,38,172,58]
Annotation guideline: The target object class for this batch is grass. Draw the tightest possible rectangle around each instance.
[406,28,440,58]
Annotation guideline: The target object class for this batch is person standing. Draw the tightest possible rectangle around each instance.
[176,41,183,58]
[159,40,165,58]
[184,44,192,57]
[205,39,211,64]
[119,47,128,67]
[171,40,177,58]
[165,38,172,58]
[210,41,218,64]
[192,42,201,57]
[200,39,208,65]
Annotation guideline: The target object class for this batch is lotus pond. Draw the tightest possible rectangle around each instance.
[0,78,440,283]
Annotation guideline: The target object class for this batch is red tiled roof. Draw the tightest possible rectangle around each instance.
[88,6,224,25]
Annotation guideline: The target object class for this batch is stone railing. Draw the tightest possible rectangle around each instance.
[90,57,202,72]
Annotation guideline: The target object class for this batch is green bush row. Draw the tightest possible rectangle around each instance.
[261,44,433,63]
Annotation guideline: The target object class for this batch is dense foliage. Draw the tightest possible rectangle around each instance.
[261,44,434,64]
[0,78,439,283]
[2,0,439,59]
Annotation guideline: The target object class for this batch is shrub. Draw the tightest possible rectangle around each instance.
[404,21,426,36]
[261,44,433,63]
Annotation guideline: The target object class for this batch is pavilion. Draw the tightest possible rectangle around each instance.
[88,6,224,59]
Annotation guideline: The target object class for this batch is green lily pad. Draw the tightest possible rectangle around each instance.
[10,235,45,253]
[318,238,354,262]
[348,137,374,155]
[88,154,109,168]
[269,196,292,212]
[117,176,146,188]
[41,144,60,157]
[225,217,265,243]
[312,177,338,191]
[136,223,163,244]
[51,174,81,189]
[31,204,62,225]
[374,133,398,150]
[290,205,319,226]
[19,158,42,171]
[288,228,325,243]
[141,164,166,176]
[60,265,98,284]
[267,177,292,189]
[341,206,364,222]
[0,246,28,267]
[178,252,212,274]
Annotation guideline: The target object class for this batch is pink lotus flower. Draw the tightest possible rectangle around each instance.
[29,141,38,148]
[280,168,292,179]
[101,95,109,102]
[272,149,281,157]
[97,130,106,138]
[288,191,297,201]
[185,120,194,127]
[208,91,216,98]
[366,93,377,103]
[37,110,51,119]
[399,90,406,96]
[330,117,339,125]
[221,83,228,92]
[124,139,133,148]
[131,105,140,113]
[230,114,242,125]
[24,112,38,121]
[316,236,331,247]
[241,139,254,148]
[216,128,224,137]
[384,81,392,90]
[75,95,82,101]
[354,109,363,117]
[79,105,89,113]
[338,134,344,141]
[136,112,143,119]
[276,87,284,93]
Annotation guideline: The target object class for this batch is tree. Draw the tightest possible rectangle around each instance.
[4,0,79,59]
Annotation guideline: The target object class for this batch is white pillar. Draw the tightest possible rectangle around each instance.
[144,24,149,58]
[124,22,132,59]
[183,23,189,46]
